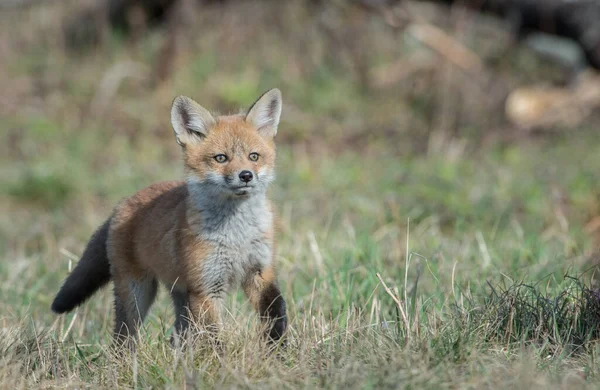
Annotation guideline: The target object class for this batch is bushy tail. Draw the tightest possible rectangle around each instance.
[51,218,112,313]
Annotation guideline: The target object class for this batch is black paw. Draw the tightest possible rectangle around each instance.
[268,316,287,342]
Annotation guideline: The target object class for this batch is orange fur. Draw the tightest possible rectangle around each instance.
[183,115,276,182]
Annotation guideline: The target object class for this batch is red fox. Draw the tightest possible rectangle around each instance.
[51,89,287,347]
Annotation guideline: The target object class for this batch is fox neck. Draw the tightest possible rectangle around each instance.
[185,179,270,225]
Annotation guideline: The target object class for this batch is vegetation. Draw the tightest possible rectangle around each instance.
[1,1,600,388]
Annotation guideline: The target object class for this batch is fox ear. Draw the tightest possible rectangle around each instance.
[246,88,282,138]
[171,96,216,146]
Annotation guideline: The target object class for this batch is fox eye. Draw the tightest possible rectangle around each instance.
[214,154,228,163]
[249,153,259,162]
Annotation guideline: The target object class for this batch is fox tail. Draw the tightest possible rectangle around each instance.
[51,218,112,313]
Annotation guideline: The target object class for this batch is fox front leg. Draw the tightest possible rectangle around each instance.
[243,266,287,344]
[169,290,222,351]
[188,292,222,335]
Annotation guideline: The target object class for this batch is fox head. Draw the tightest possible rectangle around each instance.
[170,89,282,200]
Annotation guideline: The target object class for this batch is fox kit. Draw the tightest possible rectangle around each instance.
[51,89,287,347]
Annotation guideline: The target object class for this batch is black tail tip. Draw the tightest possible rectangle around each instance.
[51,297,72,314]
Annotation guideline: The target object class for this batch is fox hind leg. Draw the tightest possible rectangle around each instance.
[170,289,190,347]
[113,274,158,347]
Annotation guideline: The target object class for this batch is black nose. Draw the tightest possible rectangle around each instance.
[239,170,253,183]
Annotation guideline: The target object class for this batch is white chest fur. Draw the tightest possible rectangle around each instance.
[189,192,273,299]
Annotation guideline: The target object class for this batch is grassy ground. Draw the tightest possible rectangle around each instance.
[2,1,600,388]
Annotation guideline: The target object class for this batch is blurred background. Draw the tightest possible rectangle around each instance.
[3,0,600,386]
[3,0,600,303]
[2,0,600,193]
[3,0,600,305]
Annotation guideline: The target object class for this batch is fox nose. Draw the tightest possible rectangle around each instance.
[239,170,253,183]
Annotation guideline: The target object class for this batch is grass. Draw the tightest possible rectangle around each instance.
[2,1,600,388]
